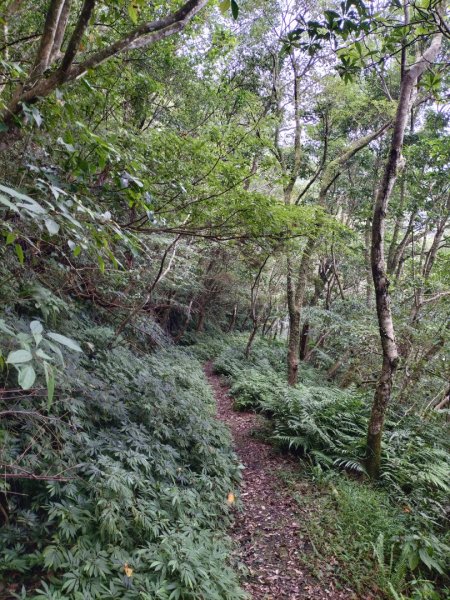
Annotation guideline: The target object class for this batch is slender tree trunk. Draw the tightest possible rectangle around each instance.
[305,330,328,363]
[0,0,209,141]
[245,320,259,358]
[299,321,310,361]
[287,257,301,385]
[196,306,206,332]
[300,261,331,360]
[423,206,449,281]
[366,30,442,479]
[387,174,407,273]
[398,324,448,402]
[227,304,238,333]
[365,218,372,306]
[388,211,416,276]
[286,237,316,385]
[327,349,351,381]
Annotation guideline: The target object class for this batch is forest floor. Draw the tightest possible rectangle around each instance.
[204,361,358,600]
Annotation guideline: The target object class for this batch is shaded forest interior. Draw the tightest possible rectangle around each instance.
[0,1,449,599]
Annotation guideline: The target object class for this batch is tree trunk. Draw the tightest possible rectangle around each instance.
[387,210,416,276]
[299,321,310,361]
[196,306,206,332]
[286,237,316,385]
[227,304,238,333]
[366,30,442,479]
[0,0,209,141]
[287,257,301,385]
[299,261,331,360]
[245,321,259,359]
[364,218,372,306]
[327,350,350,381]
[387,174,407,273]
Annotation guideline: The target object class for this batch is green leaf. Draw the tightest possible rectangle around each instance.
[30,320,44,346]
[0,194,19,212]
[30,320,44,335]
[35,348,53,360]
[219,0,230,16]
[18,364,36,389]
[45,218,60,235]
[418,548,444,574]
[408,551,419,571]
[33,107,43,127]
[47,332,82,352]
[231,0,239,19]
[15,243,24,264]
[0,183,35,203]
[0,319,15,335]
[128,3,138,24]
[17,198,46,215]
[7,349,32,364]
[98,255,105,273]
[6,232,16,245]
[43,362,55,408]
[45,340,65,366]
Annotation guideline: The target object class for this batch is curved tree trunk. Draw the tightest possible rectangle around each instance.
[366,30,442,479]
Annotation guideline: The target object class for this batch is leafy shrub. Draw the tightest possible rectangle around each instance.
[296,475,407,595]
[213,345,245,378]
[184,333,229,361]
[214,335,450,594]
[0,313,244,599]
[229,368,286,411]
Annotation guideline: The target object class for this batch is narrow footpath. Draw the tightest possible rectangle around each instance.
[204,361,356,600]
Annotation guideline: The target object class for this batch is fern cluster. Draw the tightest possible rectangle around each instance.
[212,335,450,595]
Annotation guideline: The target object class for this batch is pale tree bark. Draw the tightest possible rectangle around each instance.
[49,0,72,63]
[364,218,372,306]
[227,304,238,333]
[271,48,307,384]
[287,236,316,384]
[245,255,270,358]
[286,122,391,385]
[366,30,443,479]
[387,174,406,273]
[398,323,449,403]
[299,258,332,360]
[409,196,449,321]
[422,198,450,281]
[30,0,67,81]
[388,210,417,277]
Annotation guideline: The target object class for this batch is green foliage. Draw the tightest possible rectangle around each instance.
[293,474,407,595]
[230,368,286,411]
[0,310,244,599]
[213,346,246,378]
[214,335,450,594]
[0,316,81,404]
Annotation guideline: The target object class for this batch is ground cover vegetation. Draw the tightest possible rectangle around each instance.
[0,0,449,598]
[207,335,449,598]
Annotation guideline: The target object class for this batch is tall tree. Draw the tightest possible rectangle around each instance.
[366,29,443,479]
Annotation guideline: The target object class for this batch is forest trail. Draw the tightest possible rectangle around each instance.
[204,361,356,600]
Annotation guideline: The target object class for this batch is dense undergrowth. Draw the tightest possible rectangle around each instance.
[0,295,243,599]
[192,333,450,600]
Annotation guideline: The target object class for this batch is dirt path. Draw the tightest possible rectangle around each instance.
[204,361,355,600]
